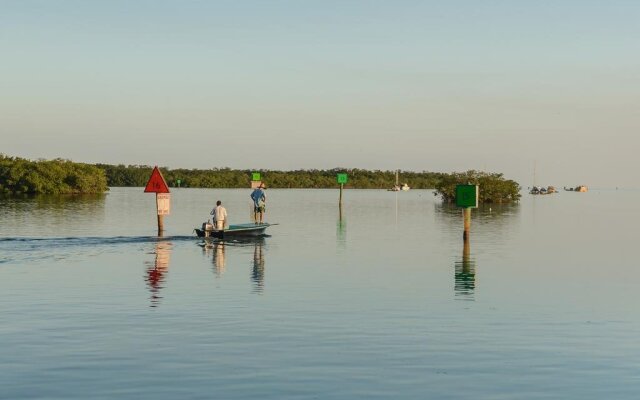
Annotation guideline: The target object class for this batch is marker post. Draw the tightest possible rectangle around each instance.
[463,208,471,240]
[337,173,348,208]
[156,193,170,236]
[455,184,479,240]
[144,166,171,236]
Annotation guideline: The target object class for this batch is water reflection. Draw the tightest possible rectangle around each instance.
[337,208,346,248]
[434,202,520,247]
[203,241,227,277]
[144,241,173,308]
[0,193,106,236]
[0,193,106,211]
[251,240,265,293]
[395,192,398,225]
[201,237,267,293]
[454,237,476,300]
[434,202,519,222]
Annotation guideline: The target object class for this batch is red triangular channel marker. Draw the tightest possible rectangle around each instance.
[144,166,170,193]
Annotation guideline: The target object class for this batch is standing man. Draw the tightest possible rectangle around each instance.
[250,184,266,224]
[210,200,227,230]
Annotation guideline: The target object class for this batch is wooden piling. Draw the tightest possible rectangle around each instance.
[463,207,471,240]
[463,233,470,261]
[157,216,164,237]
[156,194,164,236]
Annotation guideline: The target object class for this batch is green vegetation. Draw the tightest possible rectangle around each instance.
[95,164,444,189]
[0,155,108,195]
[96,165,520,203]
[433,170,521,204]
[0,155,521,203]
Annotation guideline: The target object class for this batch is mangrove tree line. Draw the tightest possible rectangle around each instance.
[96,164,445,189]
[1,155,521,203]
[0,155,108,194]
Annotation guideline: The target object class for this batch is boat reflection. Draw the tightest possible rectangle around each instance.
[454,237,476,300]
[144,240,173,308]
[202,241,227,277]
[202,237,267,293]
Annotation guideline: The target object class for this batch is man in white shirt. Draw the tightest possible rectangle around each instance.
[210,200,227,230]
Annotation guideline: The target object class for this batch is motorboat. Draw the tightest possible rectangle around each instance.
[564,185,588,192]
[195,222,276,239]
[530,186,557,195]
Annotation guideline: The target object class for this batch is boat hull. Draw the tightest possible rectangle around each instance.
[195,223,272,239]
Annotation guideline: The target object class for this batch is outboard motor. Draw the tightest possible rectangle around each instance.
[202,221,213,237]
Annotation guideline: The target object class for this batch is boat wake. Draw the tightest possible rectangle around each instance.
[0,235,195,265]
[0,235,195,244]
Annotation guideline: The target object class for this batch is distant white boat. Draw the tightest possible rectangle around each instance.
[388,170,410,191]
[564,185,588,192]
[530,186,557,195]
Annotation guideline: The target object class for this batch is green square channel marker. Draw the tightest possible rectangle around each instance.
[337,173,348,184]
[456,185,479,208]
[252,172,261,181]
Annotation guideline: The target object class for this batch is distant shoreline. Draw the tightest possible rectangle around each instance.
[1,155,521,202]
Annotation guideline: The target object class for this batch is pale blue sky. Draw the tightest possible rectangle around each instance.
[1,0,639,187]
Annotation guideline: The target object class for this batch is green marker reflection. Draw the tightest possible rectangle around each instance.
[337,205,346,248]
[454,237,476,299]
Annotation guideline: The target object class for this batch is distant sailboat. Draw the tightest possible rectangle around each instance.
[388,170,410,191]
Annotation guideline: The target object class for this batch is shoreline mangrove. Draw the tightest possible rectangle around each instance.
[1,155,521,203]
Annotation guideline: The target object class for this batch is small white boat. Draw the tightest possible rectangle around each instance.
[530,186,556,195]
[564,185,588,192]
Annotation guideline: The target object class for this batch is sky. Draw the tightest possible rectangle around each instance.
[1,0,639,187]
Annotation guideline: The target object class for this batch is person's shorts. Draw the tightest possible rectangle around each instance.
[254,205,265,213]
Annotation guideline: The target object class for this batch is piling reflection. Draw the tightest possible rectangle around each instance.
[395,192,398,225]
[337,207,347,248]
[454,237,476,299]
[144,241,173,308]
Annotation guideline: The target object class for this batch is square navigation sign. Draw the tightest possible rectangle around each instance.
[456,185,479,208]
[337,173,348,184]
[252,172,261,181]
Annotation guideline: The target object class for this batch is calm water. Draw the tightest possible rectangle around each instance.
[1,187,639,399]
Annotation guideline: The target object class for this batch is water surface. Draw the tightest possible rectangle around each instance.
[1,188,639,399]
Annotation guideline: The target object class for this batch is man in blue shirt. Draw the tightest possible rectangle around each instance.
[250,184,266,224]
